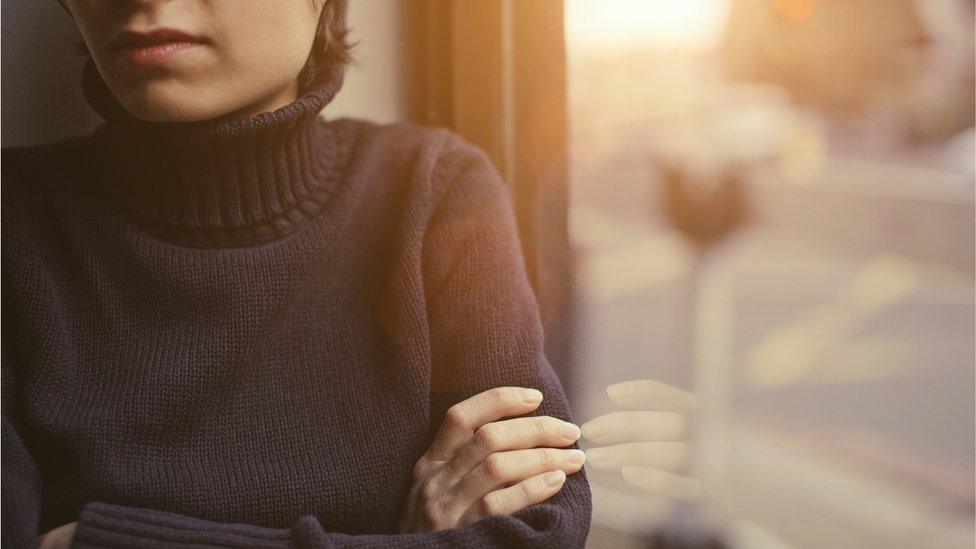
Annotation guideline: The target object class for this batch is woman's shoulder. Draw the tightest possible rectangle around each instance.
[2,134,98,241]
[2,135,93,196]
[330,117,505,206]
[331,116,475,152]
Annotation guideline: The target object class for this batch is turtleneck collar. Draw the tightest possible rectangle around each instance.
[81,56,350,248]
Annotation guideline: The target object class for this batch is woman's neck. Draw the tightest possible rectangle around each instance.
[80,57,349,249]
[221,78,301,120]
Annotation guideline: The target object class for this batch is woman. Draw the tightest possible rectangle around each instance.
[1,0,592,547]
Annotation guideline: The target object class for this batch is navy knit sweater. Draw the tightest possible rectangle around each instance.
[1,58,591,547]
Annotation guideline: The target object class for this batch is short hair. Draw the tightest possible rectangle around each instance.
[299,0,355,93]
[60,0,354,94]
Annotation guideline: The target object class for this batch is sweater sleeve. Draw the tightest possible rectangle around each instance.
[2,410,44,549]
[66,133,592,548]
[418,132,593,547]
[2,342,44,549]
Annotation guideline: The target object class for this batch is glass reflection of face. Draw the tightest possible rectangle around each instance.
[64,0,325,122]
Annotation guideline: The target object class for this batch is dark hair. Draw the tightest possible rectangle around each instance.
[299,0,354,93]
[58,0,354,94]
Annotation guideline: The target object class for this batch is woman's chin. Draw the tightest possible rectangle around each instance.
[101,78,228,122]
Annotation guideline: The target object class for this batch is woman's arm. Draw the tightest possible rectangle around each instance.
[3,342,46,549]
[60,388,586,548]
[9,131,592,548]
[15,388,583,548]
[398,386,586,532]
[414,130,592,546]
[3,415,44,549]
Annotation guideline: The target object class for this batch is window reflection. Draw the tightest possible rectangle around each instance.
[567,1,975,547]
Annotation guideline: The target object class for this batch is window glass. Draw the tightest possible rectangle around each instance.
[566,1,975,547]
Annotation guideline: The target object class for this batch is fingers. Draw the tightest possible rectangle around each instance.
[622,466,703,501]
[445,416,582,479]
[585,441,686,471]
[458,470,568,526]
[606,380,696,412]
[425,387,544,462]
[581,411,684,445]
[453,448,585,508]
[583,380,699,504]
[38,522,77,549]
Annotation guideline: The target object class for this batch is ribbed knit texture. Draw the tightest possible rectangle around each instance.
[1,58,591,548]
[80,57,348,248]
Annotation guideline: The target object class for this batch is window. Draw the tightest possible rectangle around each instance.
[565,0,975,547]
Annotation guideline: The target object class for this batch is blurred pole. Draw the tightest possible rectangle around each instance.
[652,160,748,548]
[679,244,737,545]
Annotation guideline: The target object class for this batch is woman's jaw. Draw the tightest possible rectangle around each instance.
[66,0,324,122]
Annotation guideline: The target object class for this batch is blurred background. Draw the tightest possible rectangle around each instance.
[3,0,974,548]
[565,1,974,547]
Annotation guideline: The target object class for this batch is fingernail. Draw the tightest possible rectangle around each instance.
[606,384,625,400]
[568,449,586,465]
[561,422,581,440]
[522,389,543,404]
[586,447,615,467]
[587,447,608,461]
[544,470,566,486]
[580,421,601,440]
[621,466,646,483]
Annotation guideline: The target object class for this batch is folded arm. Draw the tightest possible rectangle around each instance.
[4,131,591,548]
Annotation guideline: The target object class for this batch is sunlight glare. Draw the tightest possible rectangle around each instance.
[565,0,729,53]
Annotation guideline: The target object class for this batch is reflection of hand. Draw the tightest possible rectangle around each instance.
[398,387,585,533]
[581,380,702,500]
[37,522,76,549]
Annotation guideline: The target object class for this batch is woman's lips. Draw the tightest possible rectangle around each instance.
[115,40,205,65]
[112,29,209,66]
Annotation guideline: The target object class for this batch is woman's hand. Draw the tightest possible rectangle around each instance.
[37,522,76,549]
[581,380,702,501]
[398,387,585,533]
